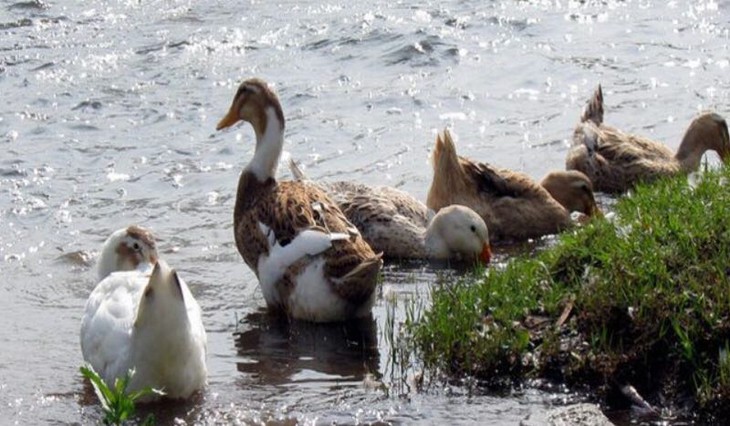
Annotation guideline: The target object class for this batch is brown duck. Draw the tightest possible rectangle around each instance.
[426,129,601,241]
[566,84,730,194]
[216,78,382,322]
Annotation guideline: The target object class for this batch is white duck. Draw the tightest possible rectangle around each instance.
[289,160,492,264]
[80,258,207,400]
[96,225,158,281]
[215,77,382,323]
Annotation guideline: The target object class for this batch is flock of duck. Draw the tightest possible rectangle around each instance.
[79,79,730,401]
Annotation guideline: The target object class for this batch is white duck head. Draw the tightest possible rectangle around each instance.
[425,204,491,264]
[97,226,158,281]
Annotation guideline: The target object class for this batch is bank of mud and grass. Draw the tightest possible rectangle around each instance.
[404,166,730,422]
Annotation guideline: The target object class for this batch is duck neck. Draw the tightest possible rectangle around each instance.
[246,107,285,182]
[675,133,704,173]
[423,227,450,259]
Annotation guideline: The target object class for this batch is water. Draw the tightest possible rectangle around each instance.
[1,0,728,423]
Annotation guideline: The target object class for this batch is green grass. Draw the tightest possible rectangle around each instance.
[404,167,730,418]
[80,365,161,425]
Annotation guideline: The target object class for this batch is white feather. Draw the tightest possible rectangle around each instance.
[256,226,349,311]
[288,258,349,322]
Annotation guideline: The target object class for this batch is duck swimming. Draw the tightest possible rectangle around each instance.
[289,160,491,264]
[566,84,730,194]
[427,129,600,241]
[80,256,207,400]
[215,78,382,322]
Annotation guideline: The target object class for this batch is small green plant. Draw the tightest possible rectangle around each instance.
[80,365,161,425]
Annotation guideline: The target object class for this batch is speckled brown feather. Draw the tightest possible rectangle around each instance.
[323,181,431,228]
[328,186,430,258]
[581,84,604,126]
[233,172,381,308]
[427,130,570,241]
[289,162,434,257]
[567,86,730,194]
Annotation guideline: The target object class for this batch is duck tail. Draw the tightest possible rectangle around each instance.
[581,84,604,125]
[288,158,308,180]
[432,128,461,170]
[333,253,383,306]
[428,129,464,210]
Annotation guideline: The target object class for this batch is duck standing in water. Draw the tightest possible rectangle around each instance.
[215,78,382,322]
[566,85,730,194]
[288,160,492,264]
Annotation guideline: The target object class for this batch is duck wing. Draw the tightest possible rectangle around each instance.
[234,177,380,307]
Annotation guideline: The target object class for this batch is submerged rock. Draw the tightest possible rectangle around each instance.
[522,403,613,426]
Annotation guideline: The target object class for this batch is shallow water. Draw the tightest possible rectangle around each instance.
[1,0,728,423]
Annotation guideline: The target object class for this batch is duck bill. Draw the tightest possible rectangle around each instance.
[216,108,240,130]
[479,243,492,265]
[589,202,603,218]
[720,146,730,164]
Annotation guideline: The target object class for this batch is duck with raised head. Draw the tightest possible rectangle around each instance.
[96,225,158,281]
[81,257,207,401]
[566,84,730,194]
[215,78,382,323]
[289,160,492,264]
[426,129,601,242]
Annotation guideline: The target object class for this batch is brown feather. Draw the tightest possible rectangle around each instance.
[234,171,381,309]
[126,225,156,250]
[427,130,571,241]
[567,85,730,194]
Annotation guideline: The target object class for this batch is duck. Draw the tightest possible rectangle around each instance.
[96,225,158,281]
[566,84,730,194]
[426,129,601,241]
[215,78,382,323]
[540,170,602,217]
[288,159,492,264]
[80,258,207,400]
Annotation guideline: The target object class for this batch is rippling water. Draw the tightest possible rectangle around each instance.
[1,0,728,423]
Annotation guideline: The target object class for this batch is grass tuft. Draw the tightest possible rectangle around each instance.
[80,365,161,425]
[405,166,730,418]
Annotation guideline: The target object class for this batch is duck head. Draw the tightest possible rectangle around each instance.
[97,225,158,281]
[216,78,287,182]
[426,204,491,264]
[541,170,602,217]
[676,112,730,170]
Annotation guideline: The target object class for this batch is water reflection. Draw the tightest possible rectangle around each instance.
[235,311,380,386]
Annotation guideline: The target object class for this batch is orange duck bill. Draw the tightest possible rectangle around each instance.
[480,243,492,265]
[216,108,240,130]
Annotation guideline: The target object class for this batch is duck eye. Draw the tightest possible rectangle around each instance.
[470,225,477,233]
[236,85,253,98]
[133,242,141,251]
